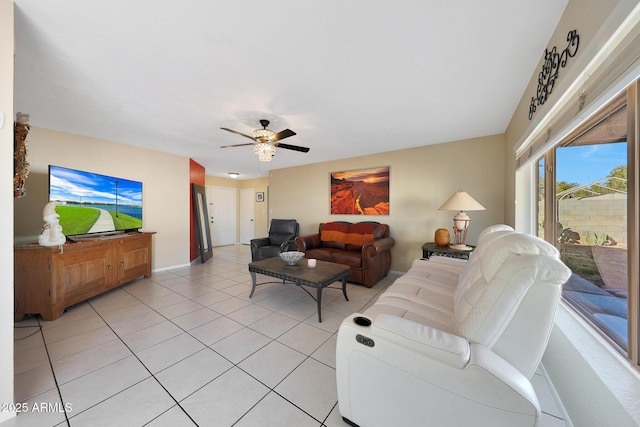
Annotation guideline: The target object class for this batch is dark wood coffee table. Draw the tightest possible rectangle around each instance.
[248,257,350,322]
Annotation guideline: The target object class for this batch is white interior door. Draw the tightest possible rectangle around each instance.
[207,186,236,246]
[240,188,255,244]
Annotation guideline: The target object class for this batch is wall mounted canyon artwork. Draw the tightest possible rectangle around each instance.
[330,167,390,215]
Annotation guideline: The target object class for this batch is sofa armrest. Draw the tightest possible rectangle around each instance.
[362,236,395,257]
[371,313,470,368]
[295,234,322,252]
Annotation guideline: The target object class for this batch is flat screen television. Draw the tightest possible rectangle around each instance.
[48,165,143,237]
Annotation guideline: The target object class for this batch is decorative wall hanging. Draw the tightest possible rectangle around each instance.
[330,166,389,215]
[14,112,31,198]
[529,30,580,120]
[256,192,264,202]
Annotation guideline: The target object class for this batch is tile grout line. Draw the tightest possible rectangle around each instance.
[83,299,203,427]
[145,266,347,425]
[96,270,317,424]
[35,318,71,427]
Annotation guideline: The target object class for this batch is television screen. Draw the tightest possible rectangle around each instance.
[48,165,143,236]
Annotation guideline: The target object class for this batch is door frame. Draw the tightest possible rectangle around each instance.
[240,188,255,244]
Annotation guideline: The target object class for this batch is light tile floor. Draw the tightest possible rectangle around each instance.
[7,245,569,426]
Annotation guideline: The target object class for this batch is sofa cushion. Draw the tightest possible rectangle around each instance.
[255,245,284,260]
[364,295,454,333]
[381,271,457,309]
[332,250,362,268]
[322,240,347,250]
[306,248,338,261]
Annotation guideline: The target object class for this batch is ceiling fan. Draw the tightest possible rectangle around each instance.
[220,119,310,161]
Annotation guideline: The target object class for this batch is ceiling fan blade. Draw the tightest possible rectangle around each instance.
[272,129,296,141]
[276,143,310,153]
[220,127,256,141]
[220,143,255,148]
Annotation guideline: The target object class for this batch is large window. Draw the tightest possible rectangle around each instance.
[536,157,545,240]
[538,91,633,354]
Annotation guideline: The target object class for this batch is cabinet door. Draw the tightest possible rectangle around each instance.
[14,247,55,321]
[117,234,151,284]
[60,243,114,307]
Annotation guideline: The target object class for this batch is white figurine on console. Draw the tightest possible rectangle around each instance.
[39,201,66,247]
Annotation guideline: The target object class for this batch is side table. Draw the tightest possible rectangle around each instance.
[422,242,475,260]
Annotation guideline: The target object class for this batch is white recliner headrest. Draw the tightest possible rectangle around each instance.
[476,224,514,244]
[479,232,559,282]
[456,227,515,294]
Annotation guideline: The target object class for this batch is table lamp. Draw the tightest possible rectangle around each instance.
[438,190,485,250]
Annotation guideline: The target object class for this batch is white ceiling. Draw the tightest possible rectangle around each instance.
[13,1,568,179]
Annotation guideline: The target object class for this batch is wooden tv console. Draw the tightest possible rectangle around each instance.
[14,232,154,321]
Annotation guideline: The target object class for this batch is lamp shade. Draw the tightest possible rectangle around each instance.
[438,191,486,212]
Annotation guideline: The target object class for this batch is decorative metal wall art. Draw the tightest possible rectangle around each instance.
[14,112,31,198]
[529,30,580,120]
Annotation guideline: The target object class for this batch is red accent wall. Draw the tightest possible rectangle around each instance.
[190,159,206,262]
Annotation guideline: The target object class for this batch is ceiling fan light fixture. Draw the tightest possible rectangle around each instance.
[253,128,275,143]
[253,142,276,161]
[220,119,308,159]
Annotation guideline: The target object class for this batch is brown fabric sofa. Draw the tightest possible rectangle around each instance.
[294,221,395,287]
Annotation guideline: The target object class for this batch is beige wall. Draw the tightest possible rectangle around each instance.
[0,0,14,421]
[269,134,506,272]
[204,175,270,241]
[13,127,191,270]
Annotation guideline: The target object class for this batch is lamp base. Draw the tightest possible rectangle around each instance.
[449,244,473,251]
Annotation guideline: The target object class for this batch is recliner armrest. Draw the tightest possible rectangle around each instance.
[467,343,539,404]
[250,237,270,249]
[338,315,540,424]
[372,313,470,368]
[279,234,297,251]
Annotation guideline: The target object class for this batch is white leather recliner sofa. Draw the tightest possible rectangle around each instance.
[336,225,571,427]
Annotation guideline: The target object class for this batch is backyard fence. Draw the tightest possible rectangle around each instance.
[540,193,627,245]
